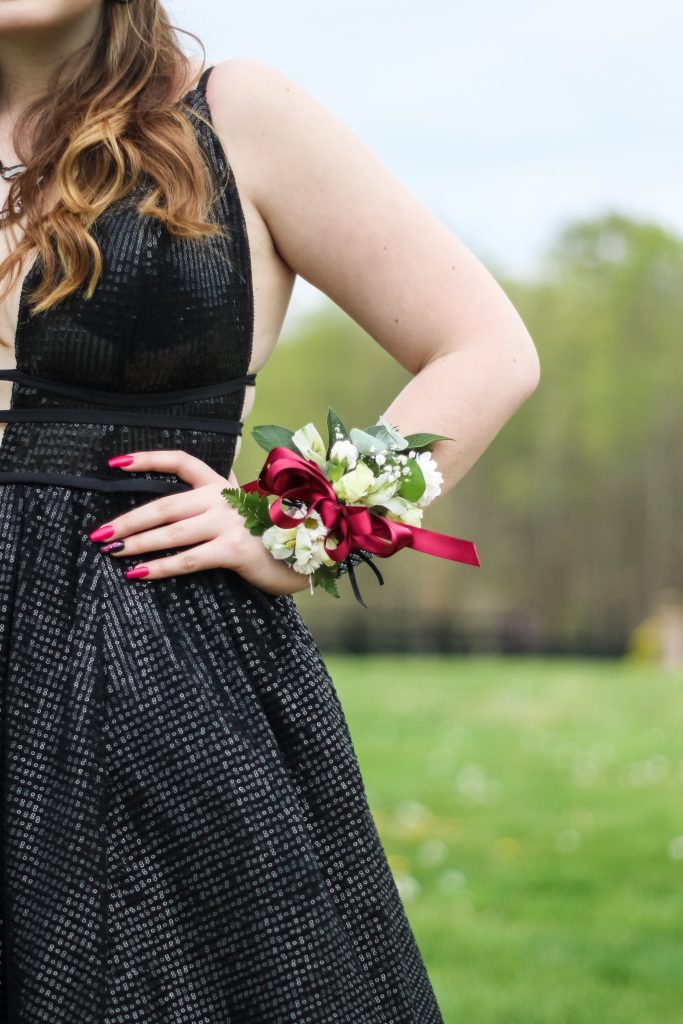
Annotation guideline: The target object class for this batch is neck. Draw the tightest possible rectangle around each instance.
[0,7,102,122]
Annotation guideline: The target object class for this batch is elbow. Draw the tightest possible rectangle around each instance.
[512,332,541,398]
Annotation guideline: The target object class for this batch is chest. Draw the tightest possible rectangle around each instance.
[1,188,254,396]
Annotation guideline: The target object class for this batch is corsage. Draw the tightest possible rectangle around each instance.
[222,408,480,607]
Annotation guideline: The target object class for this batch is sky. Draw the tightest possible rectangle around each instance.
[166,0,682,325]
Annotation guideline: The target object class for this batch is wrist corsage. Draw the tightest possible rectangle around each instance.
[222,408,480,607]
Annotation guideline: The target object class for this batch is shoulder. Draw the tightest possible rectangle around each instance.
[206,58,308,121]
[204,58,308,152]
[203,58,347,211]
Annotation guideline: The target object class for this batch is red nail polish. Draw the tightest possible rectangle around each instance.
[89,524,115,542]
[109,454,135,467]
[125,565,149,579]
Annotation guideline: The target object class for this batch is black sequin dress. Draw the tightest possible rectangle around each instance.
[0,66,445,1022]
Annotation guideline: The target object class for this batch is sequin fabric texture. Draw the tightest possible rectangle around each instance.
[0,66,446,1022]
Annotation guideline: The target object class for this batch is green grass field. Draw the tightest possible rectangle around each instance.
[325,654,683,1023]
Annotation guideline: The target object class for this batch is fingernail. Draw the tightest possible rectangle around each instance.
[125,565,149,579]
[101,540,125,554]
[89,524,115,542]
[109,454,135,467]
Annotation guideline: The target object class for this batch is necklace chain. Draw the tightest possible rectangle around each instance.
[1,159,27,181]
[1,159,29,221]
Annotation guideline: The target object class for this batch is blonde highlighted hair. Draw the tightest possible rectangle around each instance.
[0,0,227,316]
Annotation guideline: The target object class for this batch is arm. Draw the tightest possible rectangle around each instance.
[92,61,540,594]
[209,59,541,502]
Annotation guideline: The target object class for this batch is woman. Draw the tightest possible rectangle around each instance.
[0,1,540,1020]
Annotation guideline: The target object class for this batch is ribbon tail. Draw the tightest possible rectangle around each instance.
[358,551,384,587]
[407,525,481,567]
[346,557,368,609]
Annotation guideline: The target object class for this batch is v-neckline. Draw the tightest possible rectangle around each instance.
[10,66,213,366]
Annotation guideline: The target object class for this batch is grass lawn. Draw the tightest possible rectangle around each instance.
[324,654,683,1024]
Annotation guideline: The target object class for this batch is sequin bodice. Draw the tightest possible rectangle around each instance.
[0,65,255,495]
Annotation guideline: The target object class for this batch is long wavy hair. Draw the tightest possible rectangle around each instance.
[0,0,227,317]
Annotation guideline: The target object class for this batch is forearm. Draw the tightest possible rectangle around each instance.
[380,336,541,502]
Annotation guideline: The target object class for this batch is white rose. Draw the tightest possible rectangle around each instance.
[332,460,376,504]
[329,439,359,470]
[414,451,444,507]
[291,423,327,467]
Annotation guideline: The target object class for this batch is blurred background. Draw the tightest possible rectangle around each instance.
[170,2,683,1019]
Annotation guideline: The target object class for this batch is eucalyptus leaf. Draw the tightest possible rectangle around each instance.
[251,424,298,455]
[350,426,391,455]
[374,414,410,449]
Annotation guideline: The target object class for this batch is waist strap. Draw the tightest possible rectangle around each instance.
[0,368,257,406]
[0,368,257,493]
[0,368,257,435]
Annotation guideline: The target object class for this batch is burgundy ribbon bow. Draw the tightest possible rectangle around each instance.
[241,448,480,595]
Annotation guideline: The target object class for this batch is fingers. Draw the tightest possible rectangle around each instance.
[102,509,216,560]
[109,449,219,487]
[89,449,248,581]
[89,488,210,544]
[122,537,231,581]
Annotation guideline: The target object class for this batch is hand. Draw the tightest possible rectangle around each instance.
[88,449,313,596]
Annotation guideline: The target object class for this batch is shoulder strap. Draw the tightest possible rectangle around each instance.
[196,64,216,100]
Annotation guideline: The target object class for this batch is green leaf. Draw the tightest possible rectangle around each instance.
[250,424,299,454]
[397,431,454,451]
[326,407,350,453]
[396,458,426,502]
[325,460,346,483]
[313,564,342,599]
[220,487,272,535]
[222,486,243,511]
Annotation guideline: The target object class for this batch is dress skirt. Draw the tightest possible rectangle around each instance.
[0,481,445,1022]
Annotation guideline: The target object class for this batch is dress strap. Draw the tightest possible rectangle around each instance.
[0,367,257,436]
[0,408,245,435]
[196,65,216,100]
[0,369,256,407]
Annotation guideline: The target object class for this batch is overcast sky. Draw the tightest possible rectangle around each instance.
[167,1,681,324]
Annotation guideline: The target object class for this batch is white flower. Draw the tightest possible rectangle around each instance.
[414,450,444,507]
[379,495,424,527]
[321,536,342,569]
[293,530,329,573]
[355,469,399,507]
[329,439,359,470]
[262,523,299,560]
[332,460,376,503]
[291,422,327,467]
[263,508,334,574]
[294,506,328,541]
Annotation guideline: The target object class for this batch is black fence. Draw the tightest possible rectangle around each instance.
[298,607,630,658]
